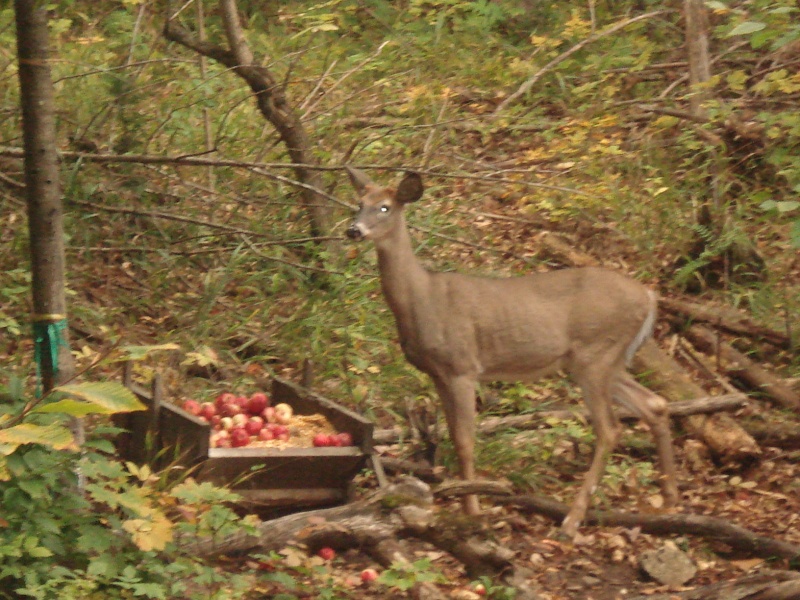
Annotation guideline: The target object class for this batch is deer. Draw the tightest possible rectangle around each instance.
[344,167,679,537]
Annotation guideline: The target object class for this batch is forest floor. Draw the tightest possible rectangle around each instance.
[87,204,800,600]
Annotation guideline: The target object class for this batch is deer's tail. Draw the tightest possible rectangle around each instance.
[625,289,657,366]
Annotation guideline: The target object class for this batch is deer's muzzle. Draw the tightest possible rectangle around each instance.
[346,223,365,240]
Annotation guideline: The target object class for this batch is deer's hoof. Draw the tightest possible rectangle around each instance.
[560,515,579,540]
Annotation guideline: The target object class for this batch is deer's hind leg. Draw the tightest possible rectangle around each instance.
[612,373,679,507]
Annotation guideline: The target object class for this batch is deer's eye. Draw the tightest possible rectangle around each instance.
[379,205,390,213]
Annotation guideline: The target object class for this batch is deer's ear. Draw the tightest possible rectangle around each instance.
[396,172,424,204]
[345,166,373,194]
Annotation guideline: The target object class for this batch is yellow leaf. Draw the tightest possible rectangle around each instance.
[0,423,75,454]
[123,512,174,552]
[652,187,670,198]
[726,70,748,92]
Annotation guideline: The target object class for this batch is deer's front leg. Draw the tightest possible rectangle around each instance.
[434,375,479,515]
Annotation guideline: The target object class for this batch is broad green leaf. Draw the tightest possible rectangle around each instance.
[727,21,766,37]
[34,398,115,417]
[47,382,145,414]
[0,423,74,454]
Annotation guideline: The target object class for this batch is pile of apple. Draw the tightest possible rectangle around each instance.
[181,391,354,449]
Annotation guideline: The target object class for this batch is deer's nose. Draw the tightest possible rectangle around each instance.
[346,223,364,240]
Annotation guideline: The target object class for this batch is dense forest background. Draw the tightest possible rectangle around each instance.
[0,1,799,599]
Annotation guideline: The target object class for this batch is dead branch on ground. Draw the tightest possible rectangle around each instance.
[176,477,535,596]
[682,325,800,411]
[373,393,748,446]
[661,296,792,349]
[434,485,800,563]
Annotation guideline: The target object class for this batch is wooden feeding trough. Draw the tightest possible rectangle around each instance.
[115,371,375,511]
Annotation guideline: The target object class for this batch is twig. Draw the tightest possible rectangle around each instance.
[239,235,346,276]
[421,97,450,170]
[0,172,25,189]
[0,146,589,197]
[300,41,391,120]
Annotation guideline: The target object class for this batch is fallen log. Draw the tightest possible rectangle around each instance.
[427,481,800,563]
[177,477,532,590]
[628,570,800,600]
[490,493,800,563]
[374,393,748,446]
[661,296,792,349]
[380,456,445,483]
[743,418,800,450]
[537,231,599,268]
[634,339,760,462]
[682,325,800,411]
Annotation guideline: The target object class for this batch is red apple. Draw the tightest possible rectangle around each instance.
[221,402,241,418]
[257,428,274,442]
[247,392,269,415]
[271,424,288,436]
[230,427,250,448]
[210,430,230,448]
[215,392,236,409]
[210,414,222,428]
[276,431,290,442]
[234,396,250,410]
[219,416,234,431]
[199,402,216,420]
[316,547,335,560]
[182,399,201,415]
[336,432,354,447]
[245,416,264,436]
[313,433,331,447]
[473,583,487,596]
[232,413,248,428]
[360,568,379,583]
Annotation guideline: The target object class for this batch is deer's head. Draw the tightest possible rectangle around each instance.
[345,167,423,241]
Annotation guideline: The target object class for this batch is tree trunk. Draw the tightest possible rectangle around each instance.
[15,0,75,394]
[684,0,711,119]
[679,0,766,290]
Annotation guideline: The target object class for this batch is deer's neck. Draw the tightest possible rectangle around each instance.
[374,215,430,332]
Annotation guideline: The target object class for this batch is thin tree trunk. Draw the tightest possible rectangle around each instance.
[14,0,75,394]
[684,0,711,119]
